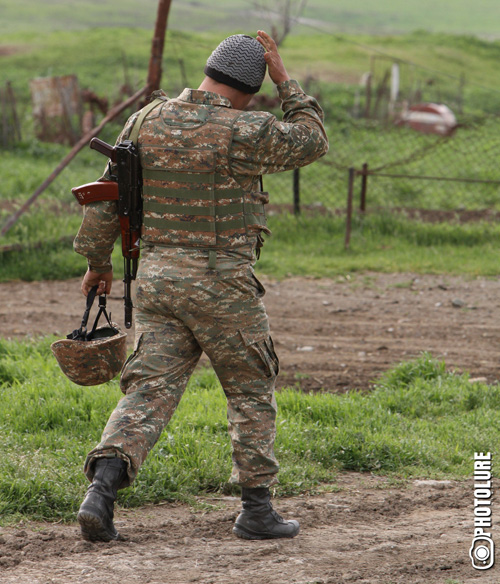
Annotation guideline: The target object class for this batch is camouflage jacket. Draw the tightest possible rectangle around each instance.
[74,79,328,276]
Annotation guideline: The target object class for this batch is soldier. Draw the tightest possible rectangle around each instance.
[75,30,328,542]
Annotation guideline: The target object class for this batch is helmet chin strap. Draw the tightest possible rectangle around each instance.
[50,288,127,387]
[67,285,116,342]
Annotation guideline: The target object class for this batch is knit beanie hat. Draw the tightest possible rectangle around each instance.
[204,34,266,94]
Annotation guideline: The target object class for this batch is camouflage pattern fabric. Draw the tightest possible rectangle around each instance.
[76,78,328,488]
[51,325,127,387]
[139,97,268,251]
[84,257,279,488]
[74,79,328,273]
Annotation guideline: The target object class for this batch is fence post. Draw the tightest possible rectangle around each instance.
[344,167,355,250]
[360,162,368,212]
[6,82,21,142]
[1,86,7,148]
[293,168,300,215]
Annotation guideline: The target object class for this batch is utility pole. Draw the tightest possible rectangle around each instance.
[146,0,172,97]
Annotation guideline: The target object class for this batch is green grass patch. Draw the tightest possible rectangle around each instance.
[3,27,500,282]
[3,27,500,123]
[3,211,500,282]
[5,0,500,38]
[0,339,497,523]
[258,212,500,278]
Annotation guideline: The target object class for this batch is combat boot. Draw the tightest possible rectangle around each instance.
[77,457,128,542]
[233,487,300,540]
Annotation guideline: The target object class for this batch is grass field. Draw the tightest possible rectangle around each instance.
[1,12,500,538]
[3,210,500,282]
[3,27,500,100]
[2,26,500,284]
[0,339,496,523]
[4,0,500,37]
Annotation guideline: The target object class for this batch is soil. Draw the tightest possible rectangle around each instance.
[1,273,499,583]
[3,272,500,392]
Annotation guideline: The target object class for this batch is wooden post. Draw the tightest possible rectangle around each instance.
[55,76,79,145]
[365,72,372,119]
[293,168,300,215]
[344,167,355,250]
[6,82,21,142]
[146,0,172,96]
[366,55,375,119]
[373,69,390,122]
[1,86,7,148]
[360,163,368,213]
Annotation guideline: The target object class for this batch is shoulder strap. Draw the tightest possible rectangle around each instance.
[129,98,165,146]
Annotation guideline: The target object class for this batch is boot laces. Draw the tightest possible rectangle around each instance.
[270,509,287,524]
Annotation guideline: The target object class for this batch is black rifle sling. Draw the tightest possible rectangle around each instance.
[255,175,265,260]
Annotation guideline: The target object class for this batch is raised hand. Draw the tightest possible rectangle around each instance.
[257,30,291,85]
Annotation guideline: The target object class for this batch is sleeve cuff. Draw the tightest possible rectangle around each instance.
[88,259,113,273]
[277,79,304,100]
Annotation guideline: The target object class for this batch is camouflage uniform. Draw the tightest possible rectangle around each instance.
[75,79,328,489]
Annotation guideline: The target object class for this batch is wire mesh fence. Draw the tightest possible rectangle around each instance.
[268,114,500,216]
[266,57,500,221]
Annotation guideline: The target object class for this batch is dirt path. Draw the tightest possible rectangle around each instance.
[2,272,500,390]
[0,474,494,584]
[1,273,499,583]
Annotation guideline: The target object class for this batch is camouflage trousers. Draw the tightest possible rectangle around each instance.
[84,269,280,489]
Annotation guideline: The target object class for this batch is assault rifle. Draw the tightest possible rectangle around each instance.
[71,138,142,329]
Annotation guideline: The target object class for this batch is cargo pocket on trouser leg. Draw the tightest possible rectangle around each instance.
[239,328,279,380]
[265,336,279,377]
[250,273,266,298]
[222,327,280,487]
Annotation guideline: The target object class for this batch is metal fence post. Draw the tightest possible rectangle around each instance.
[344,167,355,249]
[360,162,368,213]
[293,168,300,215]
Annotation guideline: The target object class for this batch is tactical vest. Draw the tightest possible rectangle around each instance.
[135,96,269,263]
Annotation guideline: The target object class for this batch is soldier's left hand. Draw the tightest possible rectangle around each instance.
[256,30,290,85]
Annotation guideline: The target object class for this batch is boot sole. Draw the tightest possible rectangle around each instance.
[233,526,299,540]
[78,510,120,542]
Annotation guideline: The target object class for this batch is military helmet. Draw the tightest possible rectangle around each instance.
[51,286,127,386]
